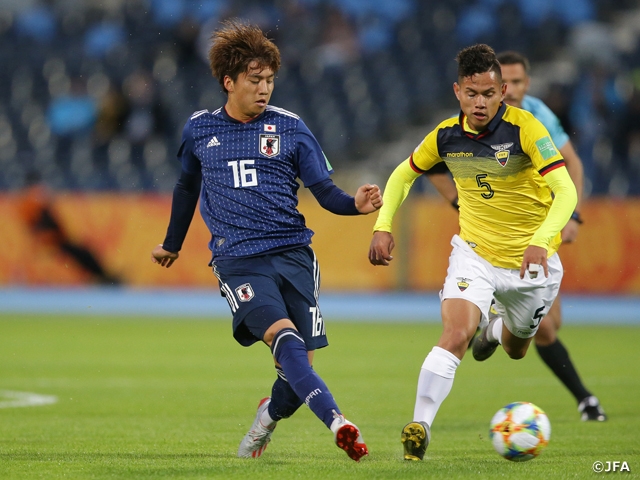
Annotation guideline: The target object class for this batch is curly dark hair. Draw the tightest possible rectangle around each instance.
[208,19,281,94]
[456,44,502,81]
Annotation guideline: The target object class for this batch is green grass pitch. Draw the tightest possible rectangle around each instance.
[0,314,638,479]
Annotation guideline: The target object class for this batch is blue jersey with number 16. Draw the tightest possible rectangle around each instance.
[178,105,333,259]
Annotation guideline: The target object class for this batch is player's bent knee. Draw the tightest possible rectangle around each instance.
[534,326,555,346]
[506,349,527,360]
[503,334,531,360]
[263,318,296,345]
[438,329,474,359]
[503,343,529,360]
[440,331,471,353]
[442,323,476,346]
[270,328,306,361]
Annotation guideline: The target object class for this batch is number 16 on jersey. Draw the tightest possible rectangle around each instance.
[228,160,258,187]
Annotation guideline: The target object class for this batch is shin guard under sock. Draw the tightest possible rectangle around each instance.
[271,328,340,428]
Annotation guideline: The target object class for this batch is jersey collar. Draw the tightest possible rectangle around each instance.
[458,101,507,139]
[221,105,267,124]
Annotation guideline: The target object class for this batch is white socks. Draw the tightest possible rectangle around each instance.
[487,317,504,344]
[260,406,277,428]
[413,346,461,426]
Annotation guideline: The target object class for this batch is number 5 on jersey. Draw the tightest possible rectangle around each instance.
[228,160,258,187]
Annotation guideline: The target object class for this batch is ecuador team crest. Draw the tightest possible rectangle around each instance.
[260,134,280,157]
[491,142,513,167]
[457,277,472,292]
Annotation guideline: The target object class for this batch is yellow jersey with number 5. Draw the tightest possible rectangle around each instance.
[410,103,566,269]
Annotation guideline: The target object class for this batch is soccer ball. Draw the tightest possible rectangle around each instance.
[489,402,551,462]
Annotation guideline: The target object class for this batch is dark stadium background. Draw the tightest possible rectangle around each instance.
[1,0,639,316]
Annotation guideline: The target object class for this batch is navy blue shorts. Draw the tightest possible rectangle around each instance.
[212,246,328,350]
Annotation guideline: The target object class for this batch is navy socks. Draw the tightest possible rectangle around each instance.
[268,368,304,420]
[271,328,340,428]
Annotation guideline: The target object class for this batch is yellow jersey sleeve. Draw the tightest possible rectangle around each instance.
[373,124,448,233]
[372,158,421,233]
[520,115,577,249]
[530,166,577,249]
[411,127,444,172]
[520,116,564,172]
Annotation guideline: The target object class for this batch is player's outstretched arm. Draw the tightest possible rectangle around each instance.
[367,159,420,266]
[151,244,179,268]
[369,231,395,266]
[354,184,383,214]
[152,167,201,269]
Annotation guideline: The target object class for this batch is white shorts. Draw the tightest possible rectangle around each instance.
[440,235,563,338]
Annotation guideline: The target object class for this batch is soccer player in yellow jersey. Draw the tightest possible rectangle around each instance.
[368,44,577,461]
[425,51,607,423]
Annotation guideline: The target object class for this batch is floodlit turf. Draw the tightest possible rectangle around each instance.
[0,314,638,479]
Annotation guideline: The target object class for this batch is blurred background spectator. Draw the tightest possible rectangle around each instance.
[0,0,639,198]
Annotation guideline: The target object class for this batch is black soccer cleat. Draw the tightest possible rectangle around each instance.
[578,396,608,422]
[401,421,430,461]
[471,317,500,361]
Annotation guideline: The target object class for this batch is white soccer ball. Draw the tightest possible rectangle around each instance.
[489,402,551,462]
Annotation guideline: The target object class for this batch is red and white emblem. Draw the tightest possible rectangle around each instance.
[235,283,254,302]
[260,134,280,157]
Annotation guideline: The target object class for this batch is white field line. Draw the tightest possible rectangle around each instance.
[0,390,58,408]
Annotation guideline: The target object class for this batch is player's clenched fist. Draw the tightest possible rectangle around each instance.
[355,184,383,214]
[369,231,395,266]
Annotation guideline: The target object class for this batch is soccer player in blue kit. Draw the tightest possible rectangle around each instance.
[151,20,381,461]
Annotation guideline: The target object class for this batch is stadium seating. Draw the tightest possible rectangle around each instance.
[0,0,637,194]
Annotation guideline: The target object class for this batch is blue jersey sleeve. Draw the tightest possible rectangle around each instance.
[177,120,202,174]
[162,119,203,253]
[294,119,333,187]
[522,95,570,149]
[308,178,359,215]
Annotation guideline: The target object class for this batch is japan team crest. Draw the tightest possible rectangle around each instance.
[235,283,254,302]
[260,134,280,157]
[491,142,513,167]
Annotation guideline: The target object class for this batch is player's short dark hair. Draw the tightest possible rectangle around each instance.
[496,50,530,74]
[208,19,281,93]
[456,44,502,82]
